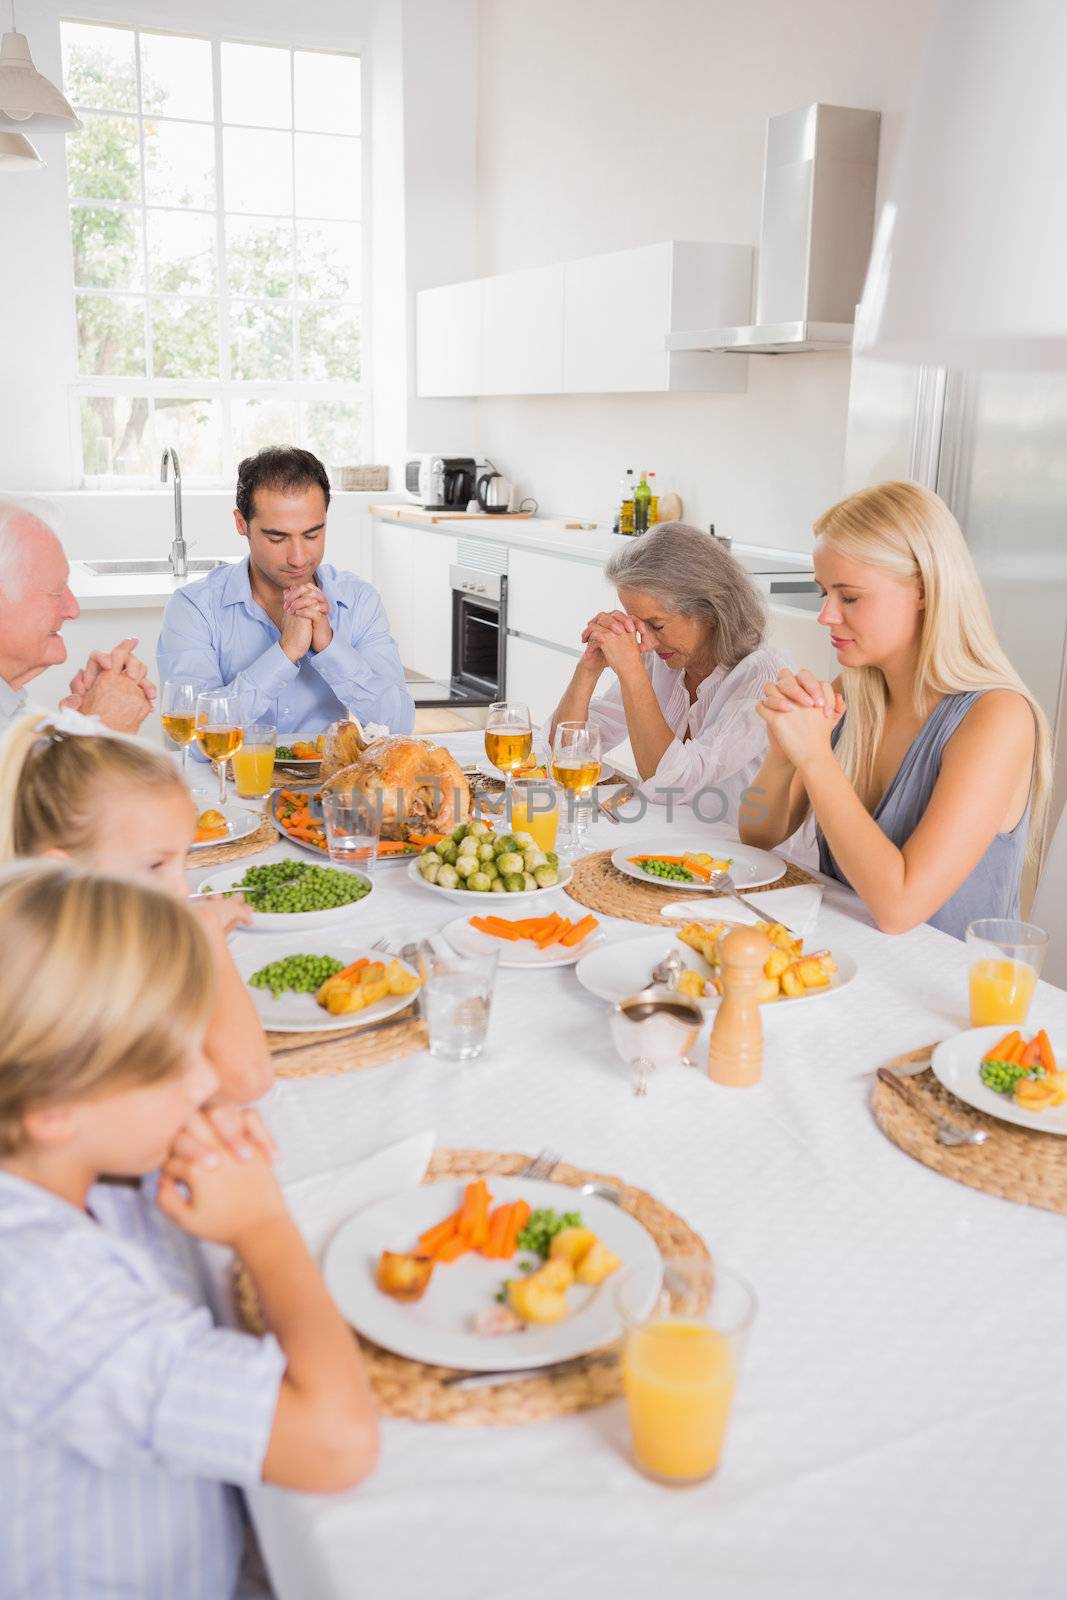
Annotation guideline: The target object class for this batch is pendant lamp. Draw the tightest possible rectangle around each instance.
[0,4,80,132]
[0,126,41,167]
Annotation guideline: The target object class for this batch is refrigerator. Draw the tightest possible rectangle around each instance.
[842,355,1067,882]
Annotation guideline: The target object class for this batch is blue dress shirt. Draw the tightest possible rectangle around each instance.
[157,558,415,735]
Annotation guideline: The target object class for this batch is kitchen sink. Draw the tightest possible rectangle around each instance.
[78,557,234,577]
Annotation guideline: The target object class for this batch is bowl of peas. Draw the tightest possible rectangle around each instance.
[198,858,374,931]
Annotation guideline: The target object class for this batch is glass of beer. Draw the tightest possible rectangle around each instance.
[484,701,533,779]
[232,721,277,800]
[161,680,197,775]
[195,690,244,806]
[551,719,602,853]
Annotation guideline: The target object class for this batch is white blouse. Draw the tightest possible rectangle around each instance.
[585,644,790,823]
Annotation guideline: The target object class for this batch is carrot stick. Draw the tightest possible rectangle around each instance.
[456,1178,489,1241]
[1020,1036,1041,1068]
[332,957,369,983]
[500,1198,531,1259]
[1037,1029,1057,1074]
[481,1203,512,1260]
[533,917,565,949]
[985,1029,1021,1062]
[560,914,598,948]
[418,1210,460,1254]
[629,855,686,866]
[435,1234,469,1263]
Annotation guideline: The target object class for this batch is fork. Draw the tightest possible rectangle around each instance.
[706,868,798,935]
[520,1147,562,1181]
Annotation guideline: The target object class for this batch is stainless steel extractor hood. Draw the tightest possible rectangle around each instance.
[666,104,881,355]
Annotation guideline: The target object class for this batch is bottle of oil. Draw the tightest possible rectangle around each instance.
[619,469,636,536]
[633,471,651,534]
[647,471,659,527]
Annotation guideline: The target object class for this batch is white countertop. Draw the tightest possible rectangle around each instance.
[69,558,239,611]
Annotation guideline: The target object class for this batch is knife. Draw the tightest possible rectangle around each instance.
[442,1351,618,1391]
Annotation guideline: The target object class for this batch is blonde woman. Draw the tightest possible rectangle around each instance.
[0,714,272,1102]
[739,482,1049,937]
[550,522,788,820]
[0,863,377,1598]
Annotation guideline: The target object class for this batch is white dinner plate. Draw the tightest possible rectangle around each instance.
[231,934,418,1033]
[611,836,787,891]
[574,929,857,1011]
[441,912,604,969]
[272,731,324,774]
[407,857,574,902]
[270,788,423,866]
[188,805,262,853]
[931,1025,1067,1136]
[197,862,374,931]
[323,1175,663,1370]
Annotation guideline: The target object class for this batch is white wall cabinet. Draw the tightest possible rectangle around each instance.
[410,527,458,682]
[764,603,837,680]
[415,241,753,398]
[505,633,581,726]
[506,548,617,653]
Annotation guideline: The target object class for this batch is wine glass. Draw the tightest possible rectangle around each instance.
[160,680,197,775]
[484,701,533,781]
[195,690,244,807]
[551,720,602,855]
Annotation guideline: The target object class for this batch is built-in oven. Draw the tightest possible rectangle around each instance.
[404,563,507,708]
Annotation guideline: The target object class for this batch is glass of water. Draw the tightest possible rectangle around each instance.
[321,788,381,877]
[420,945,499,1062]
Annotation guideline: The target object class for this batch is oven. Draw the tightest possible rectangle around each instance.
[450,565,507,703]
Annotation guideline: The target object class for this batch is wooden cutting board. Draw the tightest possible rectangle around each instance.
[369,505,532,523]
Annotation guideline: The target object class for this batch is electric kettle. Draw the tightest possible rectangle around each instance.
[476,465,513,514]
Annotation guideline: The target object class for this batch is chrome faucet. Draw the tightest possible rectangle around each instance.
[160,447,188,578]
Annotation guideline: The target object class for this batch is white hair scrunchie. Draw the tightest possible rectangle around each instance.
[39,707,110,739]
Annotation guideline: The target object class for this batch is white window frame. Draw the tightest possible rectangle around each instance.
[61,19,371,487]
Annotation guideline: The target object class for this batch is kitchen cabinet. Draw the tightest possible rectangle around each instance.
[506,548,616,653]
[505,634,581,727]
[410,527,458,682]
[764,602,837,680]
[480,265,565,395]
[415,278,482,397]
[372,522,415,665]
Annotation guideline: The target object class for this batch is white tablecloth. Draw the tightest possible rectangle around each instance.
[196,734,1067,1600]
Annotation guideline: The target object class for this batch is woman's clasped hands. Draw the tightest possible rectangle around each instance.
[756,667,846,768]
[580,609,651,675]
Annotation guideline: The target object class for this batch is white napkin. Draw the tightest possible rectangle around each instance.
[282,1129,435,1261]
[658,884,823,940]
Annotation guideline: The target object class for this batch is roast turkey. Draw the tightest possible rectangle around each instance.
[321,735,470,840]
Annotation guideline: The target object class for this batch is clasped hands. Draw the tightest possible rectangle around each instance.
[757,667,846,768]
[280,580,332,660]
[60,635,156,733]
[579,609,650,676]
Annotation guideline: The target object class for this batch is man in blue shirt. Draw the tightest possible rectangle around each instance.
[157,447,415,735]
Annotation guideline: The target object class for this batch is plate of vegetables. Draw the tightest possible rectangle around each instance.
[189,805,262,851]
[273,732,325,775]
[324,1174,662,1370]
[232,935,420,1032]
[611,836,787,891]
[931,1025,1067,1135]
[271,787,427,864]
[442,911,603,968]
[198,858,374,931]
[410,820,572,900]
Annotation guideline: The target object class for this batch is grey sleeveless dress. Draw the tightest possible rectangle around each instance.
[817,691,1029,940]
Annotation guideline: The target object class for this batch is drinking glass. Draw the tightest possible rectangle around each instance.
[195,690,244,806]
[161,680,197,775]
[321,788,382,877]
[508,778,560,855]
[232,721,277,799]
[551,719,602,854]
[966,918,1048,1027]
[484,701,533,779]
[617,1260,757,1485]
[418,944,499,1062]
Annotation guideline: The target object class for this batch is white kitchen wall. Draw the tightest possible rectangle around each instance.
[472,0,937,550]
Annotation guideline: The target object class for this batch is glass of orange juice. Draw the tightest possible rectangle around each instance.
[966,919,1048,1027]
[508,779,559,854]
[232,721,277,800]
[617,1261,756,1486]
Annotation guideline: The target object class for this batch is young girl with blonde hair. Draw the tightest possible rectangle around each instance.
[740,481,1049,937]
[0,712,271,1101]
[0,862,377,1598]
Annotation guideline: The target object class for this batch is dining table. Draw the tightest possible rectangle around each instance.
[191,731,1067,1600]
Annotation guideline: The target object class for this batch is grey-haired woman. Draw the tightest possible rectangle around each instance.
[549,522,789,819]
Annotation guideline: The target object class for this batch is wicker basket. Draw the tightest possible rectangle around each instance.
[336,465,389,491]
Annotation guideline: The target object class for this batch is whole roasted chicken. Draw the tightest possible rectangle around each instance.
[321,733,470,840]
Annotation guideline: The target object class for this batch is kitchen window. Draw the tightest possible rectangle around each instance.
[60,20,365,484]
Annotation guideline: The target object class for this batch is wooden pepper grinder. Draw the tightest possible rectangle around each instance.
[708,925,771,1087]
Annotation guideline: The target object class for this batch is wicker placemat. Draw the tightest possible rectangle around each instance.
[188,813,277,867]
[233,1148,710,1425]
[872,1044,1067,1215]
[268,1008,427,1079]
[564,849,816,927]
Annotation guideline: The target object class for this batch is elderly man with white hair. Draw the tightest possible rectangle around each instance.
[0,500,155,736]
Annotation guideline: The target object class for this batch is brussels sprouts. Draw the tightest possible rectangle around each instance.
[522,871,537,891]
[523,848,547,870]
[497,851,524,876]
[545,851,559,869]
[439,841,459,864]
[419,861,440,883]
[468,871,492,892]
[511,830,535,849]
[482,858,499,878]
[436,864,459,889]
[495,834,518,854]
[452,823,470,841]
[455,854,478,879]
[419,849,442,866]
[477,841,495,862]
[457,834,480,856]
[490,877,507,893]
[533,864,559,888]
[467,820,491,839]
[504,873,526,892]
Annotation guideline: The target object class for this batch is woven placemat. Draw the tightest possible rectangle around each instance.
[564,848,816,927]
[268,1008,427,1079]
[233,1148,709,1425]
[188,813,277,867]
[872,1044,1067,1215]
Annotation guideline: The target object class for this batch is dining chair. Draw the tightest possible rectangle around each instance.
[1032,800,1067,989]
